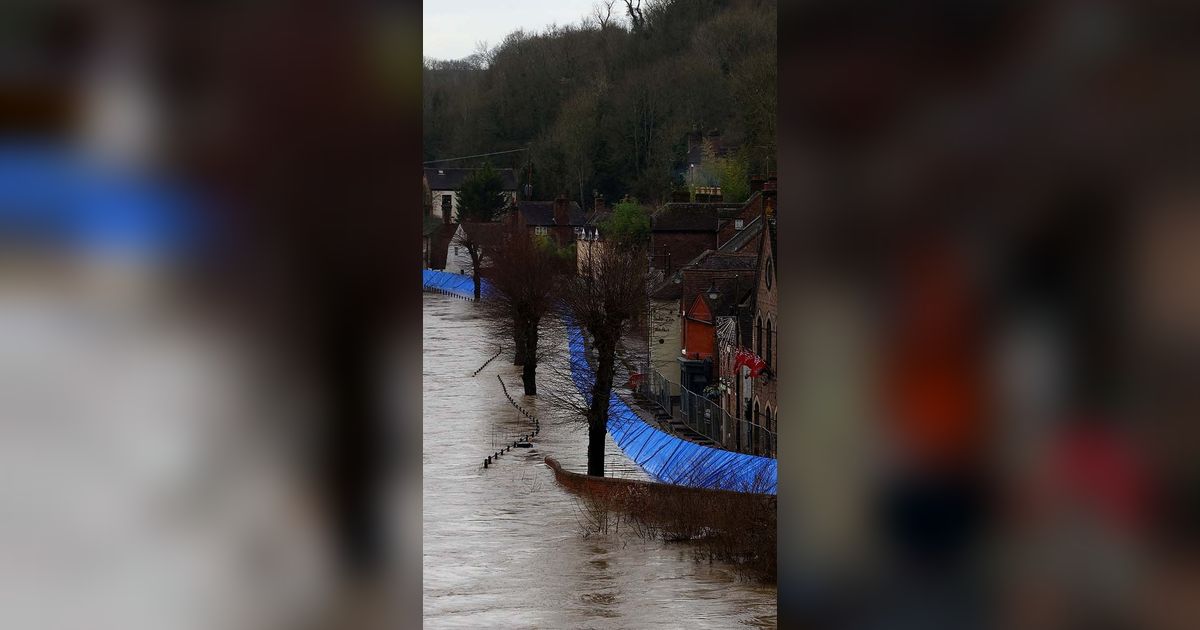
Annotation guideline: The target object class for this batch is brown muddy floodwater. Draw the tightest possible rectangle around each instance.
[422,293,777,628]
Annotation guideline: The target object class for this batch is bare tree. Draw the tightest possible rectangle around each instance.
[480,232,570,395]
[593,0,616,30]
[451,222,501,301]
[623,0,645,32]
[556,239,649,476]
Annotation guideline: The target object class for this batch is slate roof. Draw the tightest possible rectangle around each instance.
[648,251,757,300]
[423,215,443,237]
[651,202,742,231]
[698,279,755,319]
[692,252,758,271]
[424,167,518,191]
[516,200,587,226]
[586,208,612,226]
[456,221,507,247]
[718,215,764,253]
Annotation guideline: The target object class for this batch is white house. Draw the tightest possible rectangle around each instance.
[446,221,507,274]
[423,167,519,222]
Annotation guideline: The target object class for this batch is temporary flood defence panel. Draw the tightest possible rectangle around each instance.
[422,269,777,494]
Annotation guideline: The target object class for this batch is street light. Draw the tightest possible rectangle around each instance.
[704,274,743,305]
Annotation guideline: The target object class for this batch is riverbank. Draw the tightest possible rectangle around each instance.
[545,456,777,583]
[423,293,777,627]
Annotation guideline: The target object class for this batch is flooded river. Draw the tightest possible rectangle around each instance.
[422,293,777,628]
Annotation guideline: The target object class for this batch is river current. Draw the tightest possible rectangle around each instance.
[422,293,777,628]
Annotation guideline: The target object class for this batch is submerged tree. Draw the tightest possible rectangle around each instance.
[557,235,649,476]
[481,231,569,395]
[451,222,503,301]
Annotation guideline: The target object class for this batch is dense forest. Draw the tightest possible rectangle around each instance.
[423,0,776,207]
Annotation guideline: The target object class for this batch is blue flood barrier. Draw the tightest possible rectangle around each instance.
[422,269,489,299]
[563,317,776,494]
[422,269,777,494]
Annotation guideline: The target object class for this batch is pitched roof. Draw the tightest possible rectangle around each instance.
[688,276,754,321]
[718,214,764,253]
[515,200,586,226]
[650,250,757,301]
[651,202,742,231]
[423,215,443,237]
[692,251,758,271]
[456,221,507,247]
[586,208,612,226]
[424,167,518,191]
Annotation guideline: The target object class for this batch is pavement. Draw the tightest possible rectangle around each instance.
[615,387,720,448]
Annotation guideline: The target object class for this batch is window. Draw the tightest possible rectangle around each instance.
[766,319,773,370]
[765,407,775,457]
[765,256,773,289]
[441,195,452,215]
[735,218,744,230]
[752,401,761,456]
[535,226,548,235]
[453,246,459,256]
[756,316,763,356]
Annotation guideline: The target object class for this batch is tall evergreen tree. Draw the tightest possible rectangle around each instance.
[455,162,509,222]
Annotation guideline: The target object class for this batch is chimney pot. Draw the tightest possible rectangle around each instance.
[554,194,569,227]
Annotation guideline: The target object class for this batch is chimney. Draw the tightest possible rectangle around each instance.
[593,191,605,213]
[750,175,764,194]
[508,203,520,230]
[554,194,569,226]
[762,176,777,217]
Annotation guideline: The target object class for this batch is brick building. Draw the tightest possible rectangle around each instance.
[747,217,778,456]
[649,178,776,275]
[507,195,587,248]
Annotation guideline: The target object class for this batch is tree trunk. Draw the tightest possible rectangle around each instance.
[587,331,617,476]
[472,270,481,301]
[513,318,526,366]
[521,318,539,395]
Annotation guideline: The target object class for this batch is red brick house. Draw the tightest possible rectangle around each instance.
[748,217,778,455]
[650,177,776,275]
[676,252,758,394]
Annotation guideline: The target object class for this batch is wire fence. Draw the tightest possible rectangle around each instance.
[643,369,776,458]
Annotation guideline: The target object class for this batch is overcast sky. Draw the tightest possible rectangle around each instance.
[423,0,604,61]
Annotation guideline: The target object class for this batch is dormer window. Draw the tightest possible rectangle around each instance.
[735,219,744,230]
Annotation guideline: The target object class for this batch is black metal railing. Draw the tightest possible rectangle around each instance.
[643,368,776,458]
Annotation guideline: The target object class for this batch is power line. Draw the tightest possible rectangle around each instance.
[423,148,527,165]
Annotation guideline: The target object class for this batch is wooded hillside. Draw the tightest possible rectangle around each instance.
[423,0,776,207]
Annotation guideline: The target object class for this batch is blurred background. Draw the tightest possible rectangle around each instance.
[4,0,1200,628]
[1,1,422,628]
[778,1,1200,628]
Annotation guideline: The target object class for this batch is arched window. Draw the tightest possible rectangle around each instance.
[756,316,763,356]
[765,406,775,457]
[766,318,773,370]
